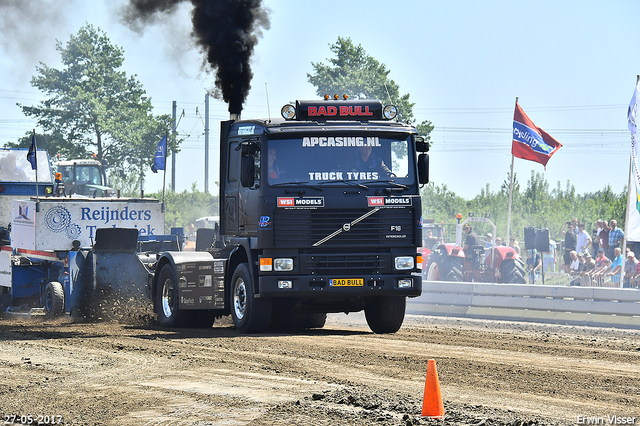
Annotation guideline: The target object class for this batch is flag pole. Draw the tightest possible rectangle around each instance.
[161,132,167,212]
[506,97,518,244]
[33,129,40,212]
[622,74,640,286]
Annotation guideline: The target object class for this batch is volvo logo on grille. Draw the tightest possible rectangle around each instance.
[343,223,351,232]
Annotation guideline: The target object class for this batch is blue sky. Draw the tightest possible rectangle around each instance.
[1,0,638,201]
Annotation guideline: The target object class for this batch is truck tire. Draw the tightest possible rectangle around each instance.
[156,264,192,327]
[230,263,272,333]
[44,281,64,317]
[426,252,462,282]
[499,258,527,284]
[364,296,406,334]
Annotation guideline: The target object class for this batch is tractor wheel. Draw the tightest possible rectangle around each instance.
[426,252,463,282]
[156,264,192,327]
[44,281,65,318]
[499,258,527,284]
[230,263,272,333]
[364,296,406,334]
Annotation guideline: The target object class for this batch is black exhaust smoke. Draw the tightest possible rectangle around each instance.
[122,0,270,114]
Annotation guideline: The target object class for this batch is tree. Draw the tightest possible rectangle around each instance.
[308,37,430,129]
[18,24,175,183]
[148,183,219,233]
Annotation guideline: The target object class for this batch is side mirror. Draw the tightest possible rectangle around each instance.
[416,136,429,153]
[240,154,255,187]
[418,153,429,185]
[416,140,429,153]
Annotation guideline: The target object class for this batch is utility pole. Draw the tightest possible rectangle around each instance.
[172,101,177,192]
[205,93,210,194]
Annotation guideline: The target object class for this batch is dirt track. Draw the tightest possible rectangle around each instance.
[1,310,639,426]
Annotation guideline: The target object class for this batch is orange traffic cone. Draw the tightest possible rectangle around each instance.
[421,359,445,418]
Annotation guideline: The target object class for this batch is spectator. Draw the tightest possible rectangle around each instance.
[543,238,557,272]
[485,233,493,250]
[592,219,602,257]
[561,222,577,273]
[591,248,612,285]
[526,249,542,284]
[634,258,640,288]
[608,220,624,261]
[495,237,502,246]
[576,223,592,255]
[508,236,519,250]
[624,252,638,288]
[608,247,623,286]
[582,251,596,274]
[462,223,479,258]
[571,217,579,235]
[568,250,580,284]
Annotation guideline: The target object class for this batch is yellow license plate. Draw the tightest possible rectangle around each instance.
[329,278,364,287]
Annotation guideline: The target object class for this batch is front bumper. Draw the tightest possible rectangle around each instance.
[258,273,422,298]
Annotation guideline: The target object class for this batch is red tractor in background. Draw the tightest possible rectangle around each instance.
[424,214,526,283]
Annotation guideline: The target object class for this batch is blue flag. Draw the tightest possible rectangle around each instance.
[27,132,37,170]
[151,135,167,173]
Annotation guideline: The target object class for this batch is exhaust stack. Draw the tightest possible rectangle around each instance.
[230,113,241,121]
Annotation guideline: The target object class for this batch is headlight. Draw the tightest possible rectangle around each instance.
[274,258,293,271]
[394,256,414,270]
[281,104,296,120]
[383,104,397,120]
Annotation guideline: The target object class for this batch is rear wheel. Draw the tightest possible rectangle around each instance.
[364,296,406,334]
[500,258,527,284]
[44,281,64,317]
[230,263,271,333]
[156,264,192,327]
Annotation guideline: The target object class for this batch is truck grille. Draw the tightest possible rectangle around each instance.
[273,208,415,248]
[300,252,391,275]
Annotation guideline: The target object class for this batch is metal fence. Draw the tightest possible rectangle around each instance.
[407,280,640,329]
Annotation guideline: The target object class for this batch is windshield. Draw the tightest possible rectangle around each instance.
[0,150,53,183]
[267,136,413,186]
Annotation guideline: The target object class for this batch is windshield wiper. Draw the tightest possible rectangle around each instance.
[362,179,409,190]
[318,179,368,190]
[270,181,323,191]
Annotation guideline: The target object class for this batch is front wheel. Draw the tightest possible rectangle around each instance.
[44,281,65,317]
[364,296,406,334]
[230,263,272,333]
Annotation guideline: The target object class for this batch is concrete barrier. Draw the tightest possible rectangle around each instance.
[406,280,640,329]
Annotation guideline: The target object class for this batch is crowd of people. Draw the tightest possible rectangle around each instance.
[474,217,637,288]
[559,218,636,287]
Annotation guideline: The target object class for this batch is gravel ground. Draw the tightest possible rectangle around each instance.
[1,308,639,425]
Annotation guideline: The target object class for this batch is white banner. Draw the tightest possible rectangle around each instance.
[627,79,640,241]
[12,198,164,251]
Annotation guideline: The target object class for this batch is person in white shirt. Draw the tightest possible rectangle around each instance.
[543,239,556,272]
[576,223,592,255]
